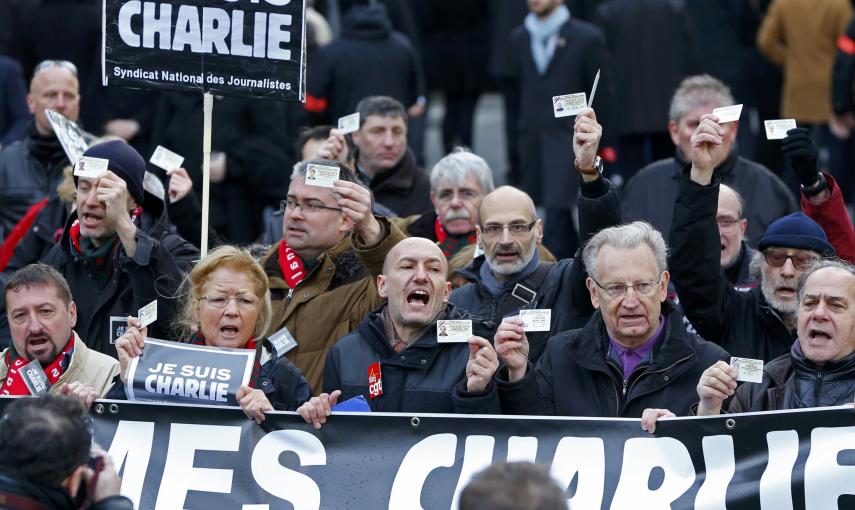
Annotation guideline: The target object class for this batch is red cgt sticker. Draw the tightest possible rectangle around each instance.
[368,362,383,399]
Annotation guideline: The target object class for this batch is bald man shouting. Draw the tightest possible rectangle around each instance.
[451,107,623,363]
[298,238,501,428]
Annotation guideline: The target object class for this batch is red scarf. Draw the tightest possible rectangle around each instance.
[69,206,142,260]
[434,217,477,258]
[278,240,308,288]
[1,335,75,396]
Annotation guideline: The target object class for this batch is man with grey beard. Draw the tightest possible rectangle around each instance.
[449,107,622,363]
[669,112,836,362]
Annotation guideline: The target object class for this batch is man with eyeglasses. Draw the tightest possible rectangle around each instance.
[669,113,838,363]
[0,60,91,244]
[491,221,728,417]
[259,159,406,393]
[450,107,622,363]
[717,183,756,289]
[392,149,495,259]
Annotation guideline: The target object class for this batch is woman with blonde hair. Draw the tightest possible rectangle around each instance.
[110,245,311,422]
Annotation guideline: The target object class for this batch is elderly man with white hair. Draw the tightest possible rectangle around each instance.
[393,149,494,259]
[492,221,729,417]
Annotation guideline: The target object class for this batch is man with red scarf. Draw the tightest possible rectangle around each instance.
[392,149,494,259]
[1,264,118,405]
[261,159,406,393]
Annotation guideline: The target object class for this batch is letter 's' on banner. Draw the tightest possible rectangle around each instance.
[101,0,306,101]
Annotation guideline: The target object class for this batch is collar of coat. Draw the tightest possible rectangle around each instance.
[358,148,421,193]
[263,235,367,291]
[564,301,696,374]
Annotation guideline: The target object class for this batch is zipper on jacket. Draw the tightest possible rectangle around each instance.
[605,358,624,415]
[814,370,823,406]
[624,353,694,409]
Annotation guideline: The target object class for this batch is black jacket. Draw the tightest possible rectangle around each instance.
[362,149,432,218]
[592,0,703,135]
[38,191,198,357]
[0,472,133,510]
[509,17,617,209]
[2,193,70,277]
[497,303,729,417]
[729,345,855,412]
[449,177,622,362]
[622,150,798,245]
[669,171,795,362]
[0,125,86,243]
[306,3,425,123]
[323,303,501,414]
[107,337,312,411]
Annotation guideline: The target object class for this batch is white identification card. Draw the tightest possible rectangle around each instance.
[267,326,298,357]
[552,92,587,118]
[338,112,360,134]
[764,119,797,140]
[305,163,340,188]
[730,357,764,383]
[436,319,473,343]
[712,104,743,124]
[519,309,552,332]
[588,69,601,108]
[150,145,185,172]
[138,299,158,328]
[73,156,108,178]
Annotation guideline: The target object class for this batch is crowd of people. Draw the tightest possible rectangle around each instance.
[3,0,855,508]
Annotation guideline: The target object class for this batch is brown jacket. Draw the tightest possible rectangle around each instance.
[757,0,853,122]
[262,217,406,393]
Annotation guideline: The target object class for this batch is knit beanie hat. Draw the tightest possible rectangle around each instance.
[74,140,146,205]
[757,212,835,255]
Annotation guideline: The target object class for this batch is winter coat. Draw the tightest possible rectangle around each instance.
[261,217,407,394]
[621,149,797,245]
[449,177,622,362]
[757,0,852,123]
[592,0,703,135]
[0,473,133,510]
[669,173,796,362]
[324,302,500,414]
[0,333,119,397]
[149,92,298,244]
[363,149,432,218]
[35,191,198,358]
[0,124,91,243]
[306,3,425,123]
[0,56,29,147]
[2,193,70,277]
[508,17,616,209]
[801,173,855,264]
[729,345,855,412]
[496,303,729,417]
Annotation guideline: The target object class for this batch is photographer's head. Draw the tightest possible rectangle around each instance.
[0,396,90,492]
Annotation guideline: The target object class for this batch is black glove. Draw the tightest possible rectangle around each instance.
[781,127,821,187]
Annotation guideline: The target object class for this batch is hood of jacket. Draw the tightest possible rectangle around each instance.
[342,4,392,40]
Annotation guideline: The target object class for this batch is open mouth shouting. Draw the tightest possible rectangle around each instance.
[406,289,431,310]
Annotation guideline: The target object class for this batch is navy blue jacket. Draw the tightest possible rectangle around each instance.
[324,303,500,414]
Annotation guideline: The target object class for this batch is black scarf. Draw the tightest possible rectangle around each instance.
[26,122,67,167]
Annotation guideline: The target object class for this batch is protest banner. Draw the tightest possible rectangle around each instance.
[101,0,306,101]
[124,339,254,406]
[101,0,307,256]
[1,398,852,509]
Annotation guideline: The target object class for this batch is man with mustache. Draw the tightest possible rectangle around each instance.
[669,113,836,362]
[298,237,500,428]
[393,149,494,259]
[1,263,118,407]
[261,159,406,393]
[449,107,622,363]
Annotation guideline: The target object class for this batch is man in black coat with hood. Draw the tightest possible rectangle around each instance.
[0,140,198,357]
